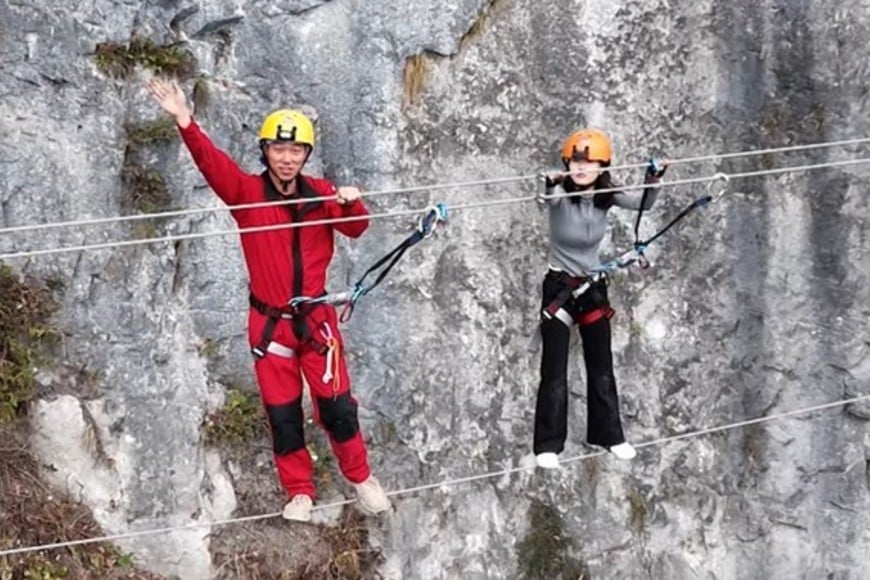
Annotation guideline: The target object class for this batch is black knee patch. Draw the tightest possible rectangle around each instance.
[316,392,359,443]
[266,398,305,455]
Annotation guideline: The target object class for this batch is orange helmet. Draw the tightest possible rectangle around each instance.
[561,129,612,166]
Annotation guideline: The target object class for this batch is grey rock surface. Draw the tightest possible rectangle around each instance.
[2,0,869,578]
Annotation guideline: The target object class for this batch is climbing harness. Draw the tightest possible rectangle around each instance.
[248,293,324,359]
[288,203,449,322]
[535,163,731,337]
[540,270,613,329]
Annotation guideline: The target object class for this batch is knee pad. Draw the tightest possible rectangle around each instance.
[315,392,359,443]
[265,398,305,455]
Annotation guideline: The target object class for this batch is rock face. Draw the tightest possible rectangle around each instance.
[2,0,870,578]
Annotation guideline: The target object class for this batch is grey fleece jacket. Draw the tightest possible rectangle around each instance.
[543,183,659,276]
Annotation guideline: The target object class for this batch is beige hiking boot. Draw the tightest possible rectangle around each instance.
[353,475,391,515]
[282,494,313,522]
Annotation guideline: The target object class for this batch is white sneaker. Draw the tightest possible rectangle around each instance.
[519,453,538,470]
[354,475,391,515]
[282,494,313,522]
[609,442,637,460]
[535,452,561,469]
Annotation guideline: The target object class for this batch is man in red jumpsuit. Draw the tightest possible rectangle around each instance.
[148,79,390,522]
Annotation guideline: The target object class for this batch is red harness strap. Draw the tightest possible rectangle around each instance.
[574,305,615,327]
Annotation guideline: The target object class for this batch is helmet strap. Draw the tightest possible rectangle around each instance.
[266,166,294,196]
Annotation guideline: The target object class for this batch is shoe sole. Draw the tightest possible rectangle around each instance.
[282,515,312,523]
[356,501,391,516]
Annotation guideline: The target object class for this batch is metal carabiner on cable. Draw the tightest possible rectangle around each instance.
[417,202,449,238]
[707,172,731,203]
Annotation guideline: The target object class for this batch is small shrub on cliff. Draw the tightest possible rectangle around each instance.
[0,264,58,423]
[95,36,195,79]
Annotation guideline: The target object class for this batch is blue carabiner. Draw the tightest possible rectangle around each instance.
[646,157,667,180]
[351,284,367,304]
[418,203,449,238]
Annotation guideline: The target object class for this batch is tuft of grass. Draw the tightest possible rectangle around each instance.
[402,53,430,107]
[0,430,159,579]
[515,500,588,580]
[210,506,382,580]
[120,162,171,215]
[0,264,59,424]
[581,456,601,486]
[742,424,765,465]
[323,508,381,580]
[44,274,66,293]
[131,220,159,241]
[627,490,648,531]
[193,76,211,116]
[377,419,398,445]
[197,337,220,360]
[759,101,786,155]
[0,269,157,579]
[809,102,826,134]
[402,0,505,109]
[95,36,196,79]
[94,41,134,78]
[125,117,178,147]
[306,426,335,492]
[119,117,176,220]
[202,387,264,453]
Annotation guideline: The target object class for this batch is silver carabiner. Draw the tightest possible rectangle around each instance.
[707,172,730,203]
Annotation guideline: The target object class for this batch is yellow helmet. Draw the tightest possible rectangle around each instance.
[258,109,315,147]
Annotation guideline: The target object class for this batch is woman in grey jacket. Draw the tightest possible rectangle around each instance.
[534,128,666,469]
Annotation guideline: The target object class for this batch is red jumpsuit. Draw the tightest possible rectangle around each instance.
[179,120,371,499]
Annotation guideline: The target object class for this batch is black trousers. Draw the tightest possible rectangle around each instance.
[534,271,626,454]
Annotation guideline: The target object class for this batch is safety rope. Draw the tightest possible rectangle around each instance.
[0,392,866,558]
[285,204,449,320]
[542,156,870,201]
[2,156,870,261]
[1,136,869,237]
[338,203,448,321]
[630,158,669,249]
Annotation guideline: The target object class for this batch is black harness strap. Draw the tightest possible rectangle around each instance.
[249,292,328,358]
[543,273,587,319]
[249,292,294,319]
[354,230,423,296]
[633,158,668,250]
[249,293,294,358]
[640,195,711,247]
[339,204,447,322]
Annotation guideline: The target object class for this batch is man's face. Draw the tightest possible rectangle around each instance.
[264,142,309,181]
